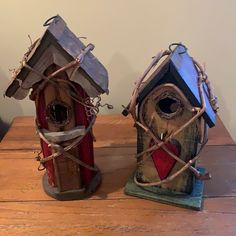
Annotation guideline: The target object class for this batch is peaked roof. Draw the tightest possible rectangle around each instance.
[5,15,108,99]
[137,45,216,128]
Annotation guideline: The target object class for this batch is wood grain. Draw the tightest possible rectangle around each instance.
[0,145,235,202]
[0,150,135,201]
[0,115,233,151]
[138,85,199,193]
[0,115,235,235]
[0,198,235,236]
[199,145,236,197]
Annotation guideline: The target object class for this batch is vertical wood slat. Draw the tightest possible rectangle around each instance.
[55,81,81,191]
[41,64,82,191]
[43,83,62,190]
[74,83,95,186]
[36,88,56,186]
[138,86,199,193]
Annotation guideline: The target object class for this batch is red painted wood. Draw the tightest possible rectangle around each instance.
[36,92,55,186]
[34,64,95,188]
[74,83,94,186]
[151,141,180,180]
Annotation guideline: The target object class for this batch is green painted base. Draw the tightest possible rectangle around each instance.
[124,167,205,210]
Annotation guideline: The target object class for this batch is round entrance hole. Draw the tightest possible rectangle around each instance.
[47,101,72,126]
[156,93,183,119]
[158,97,179,114]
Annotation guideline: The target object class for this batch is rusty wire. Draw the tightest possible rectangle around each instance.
[126,45,218,187]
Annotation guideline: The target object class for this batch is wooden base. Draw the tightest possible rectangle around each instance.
[125,167,205,210]
[42,167,102,200]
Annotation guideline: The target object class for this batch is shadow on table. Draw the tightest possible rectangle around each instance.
[92,145,136,199]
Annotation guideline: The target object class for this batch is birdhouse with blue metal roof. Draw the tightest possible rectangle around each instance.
[123,43,218,210]
[5,15,111,200]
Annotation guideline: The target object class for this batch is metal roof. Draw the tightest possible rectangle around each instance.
[5,15,108,98]
[137,46,216,127]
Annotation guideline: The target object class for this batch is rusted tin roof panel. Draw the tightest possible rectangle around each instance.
[5,15,108,98]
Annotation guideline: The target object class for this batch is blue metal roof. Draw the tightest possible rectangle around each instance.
[137,46,216,127]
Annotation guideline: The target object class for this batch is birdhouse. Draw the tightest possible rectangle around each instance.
[5,15,110,200]
[123,44,218,210]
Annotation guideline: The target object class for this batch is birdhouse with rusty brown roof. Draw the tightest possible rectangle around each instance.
[5,15,110,200]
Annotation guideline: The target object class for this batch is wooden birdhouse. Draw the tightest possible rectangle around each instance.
[123,44,218,210]
[5,15,110,200]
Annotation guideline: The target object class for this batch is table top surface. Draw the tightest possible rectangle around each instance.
[0,115,235,235]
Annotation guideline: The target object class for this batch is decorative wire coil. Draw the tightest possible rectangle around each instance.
[126,43,218,187]
[13,40,113,172]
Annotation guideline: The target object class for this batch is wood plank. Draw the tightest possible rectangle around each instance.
[208,115,235,145]
[0,145,235,202]
[94,115,137,147]
[139,84,199,193]
[198,145,236,197]
[0,115,235,236]
[63,114,236,146]
[0,151,135,201]
[0,115,233,151]
[0,198,235,236]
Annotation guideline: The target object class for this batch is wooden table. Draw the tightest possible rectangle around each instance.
[0,115,235,235]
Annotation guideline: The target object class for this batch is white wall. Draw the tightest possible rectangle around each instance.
[0,0,235,140]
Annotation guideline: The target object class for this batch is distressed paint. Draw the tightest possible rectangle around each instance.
[35,64,83,192]
[5,15,106,200]
[138,85,199,194]
[36,89,55,186]
[74,83,95,186]
[125,167,205,210]
[5,15,108,99]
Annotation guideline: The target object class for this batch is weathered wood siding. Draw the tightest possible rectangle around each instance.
[138,85,199,194]
[36,64,81,191]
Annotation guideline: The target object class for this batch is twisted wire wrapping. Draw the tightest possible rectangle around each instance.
[22,51,110,172]
[126,45,217,187]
